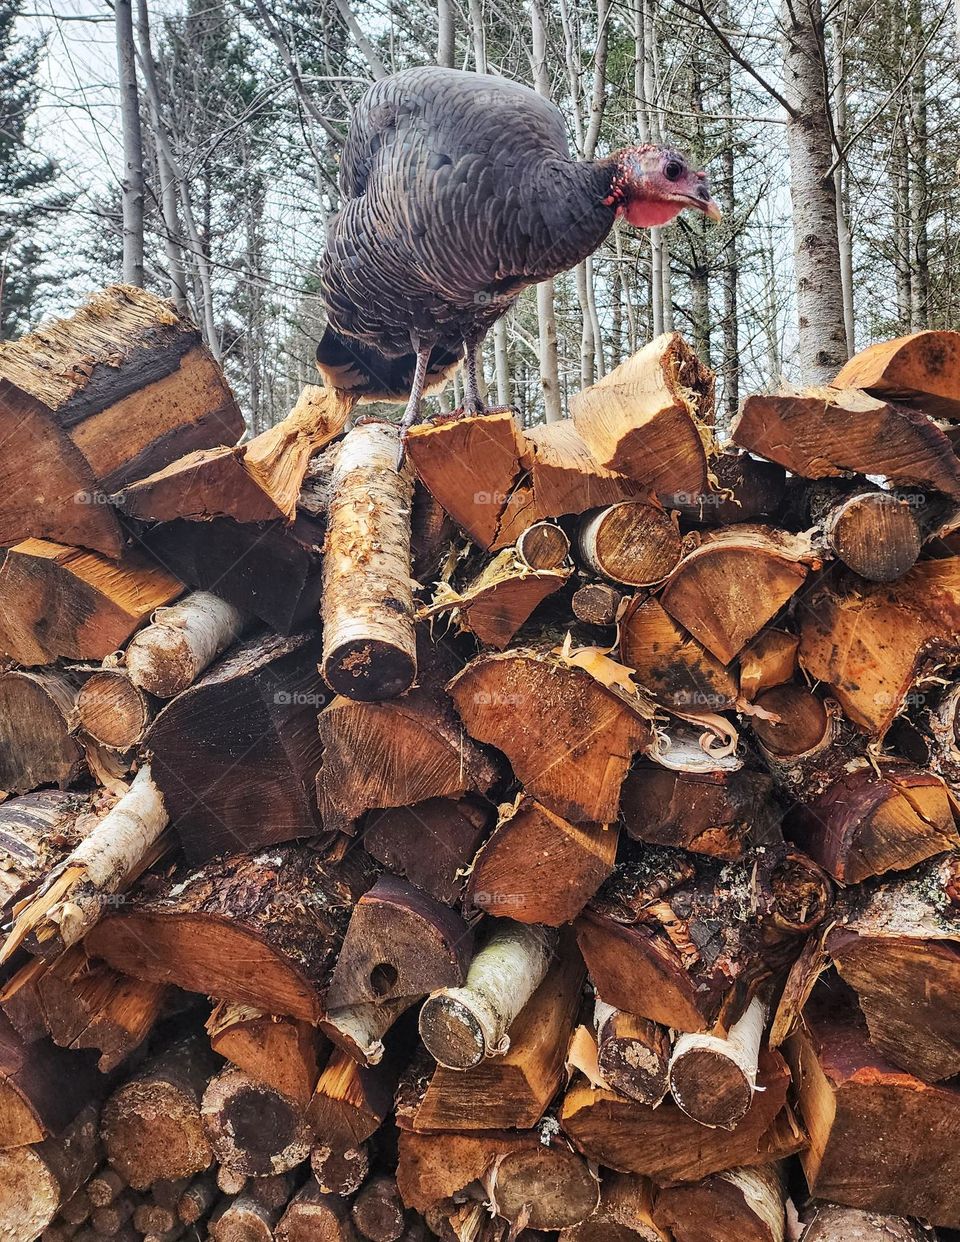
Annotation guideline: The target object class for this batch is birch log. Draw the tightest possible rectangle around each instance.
[124,592,246,698]
[321,423,417,702]
[0,764,168,964]
[418,922,556,1069]
[668,997,767,1129]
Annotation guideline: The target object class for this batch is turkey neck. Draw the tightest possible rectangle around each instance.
[531,155,620,279]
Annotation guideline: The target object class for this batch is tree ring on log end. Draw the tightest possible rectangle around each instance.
[418,995,486,1069]
[668,1048,753,1129]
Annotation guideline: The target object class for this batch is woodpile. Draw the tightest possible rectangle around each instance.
[1,293,960,1240]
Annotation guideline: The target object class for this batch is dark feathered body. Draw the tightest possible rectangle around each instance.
[318,67,618,397]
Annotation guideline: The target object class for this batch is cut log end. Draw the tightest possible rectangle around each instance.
[323,641,418,703]
[417,993,487,1070]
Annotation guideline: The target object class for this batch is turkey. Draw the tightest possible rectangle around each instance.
[316,66,720,444]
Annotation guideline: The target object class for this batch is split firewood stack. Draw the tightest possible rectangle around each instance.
[1,290,960,1242]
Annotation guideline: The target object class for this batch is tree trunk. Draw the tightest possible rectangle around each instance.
[781,0,848,382]
[115,0,144,287]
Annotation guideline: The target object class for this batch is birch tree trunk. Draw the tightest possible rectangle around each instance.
[781,0,848,383]
[907,0,929,329]
[530,0,563,422]
[437,0,455,67]
[829,13,855,354]
[135,0,187,314]
[115,0,144,288]
[719,0,739,420]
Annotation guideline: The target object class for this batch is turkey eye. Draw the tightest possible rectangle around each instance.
[664,161,683,181]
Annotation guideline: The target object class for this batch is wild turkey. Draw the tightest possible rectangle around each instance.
[316,66,720,441]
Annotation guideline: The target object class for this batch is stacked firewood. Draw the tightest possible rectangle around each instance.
[1,288,960,1242]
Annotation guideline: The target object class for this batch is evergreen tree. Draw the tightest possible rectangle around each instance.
[0,0,61,337]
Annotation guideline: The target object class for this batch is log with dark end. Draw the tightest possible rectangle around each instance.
[321,422,417,702]
[276,1179,358,1242]
[667,998,767,1130]
[201,1067,311,1177]
[351,1176,406,1242]
[516,521,571,569]
[571,582,623,627]
[311,1141,370,1196]
[594,1002,670,1106]
[123,591,246,698]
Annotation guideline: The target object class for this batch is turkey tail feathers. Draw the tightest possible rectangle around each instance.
[315,326,461,401]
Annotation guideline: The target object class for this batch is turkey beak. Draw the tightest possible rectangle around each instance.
[701,196,722,222]
[692,177,721,222]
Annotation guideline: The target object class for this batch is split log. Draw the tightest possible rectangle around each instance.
[144,631,326,861]
[209,1192,290,1242]
[88,845,375,1021]
[618,595,738,711]
[0,668,84,794]
[732,387,960,499]
[1,764,169,964]
[659,527,817,664]
[0,790,97,919]
[276,1179,358,1242]
[576,502,682,587]
[788,762,959,883]
[787,986,960,1227]
[112,383,352,525]
[798,557,960,737]
[570,334,714,501]
[206,1001,324,1104]
[832,328,960,419]
[419,922,556,1070]
[140,512,324,635]
[558,1172,668,1242]
[0,957,49,1041]
[396,1127,600,1231]
[0,1103,100,1242]
[448,648,652,824]
[351,1176,406,1242]
[361,797,492,906]
[501,417,647,543]
[406,412,529,551]
[593,1002,670,1106]
[515,521,570,570]
[325,876,472,1011]
[814,488,922,581]
[311,1141,369,1196]
[560,1045,801,1183]
[465,798,617,925]
[738,629,799,701]
[0,540,182,665]
[576,846,830,1032]
[36,946,167,1071]
[669,449,786,526]
[667,997,767,1129]
[123,591,245,698]
[321,422,417,701]
[101,1036,217,1188]
[317,680,498,835]
[0,1013,105,1146]
[175,1174,217,1225]
[571,582,622,627]
[404,943,583,1129]
[798,1204,932,1241]
[619,765,782,859]
[307,1048,399,1150]
[201,1067,311,1176]
[825,854,960,1081]
[0,284,243,556]
[423,548,570,650]
[76,672,155,751]
[653,1164,785,1242]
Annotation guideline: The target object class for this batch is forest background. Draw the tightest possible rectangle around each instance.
[3,0,958,432]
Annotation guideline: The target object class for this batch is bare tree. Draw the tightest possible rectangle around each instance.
[530,0,563,421]
[116,0,144,286]
[781,0,848,381]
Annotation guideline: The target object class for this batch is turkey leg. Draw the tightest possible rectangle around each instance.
[397,345,433,465]
[462,340,487,415]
